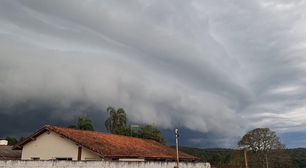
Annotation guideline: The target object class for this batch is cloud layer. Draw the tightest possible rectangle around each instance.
[0,0,306,148]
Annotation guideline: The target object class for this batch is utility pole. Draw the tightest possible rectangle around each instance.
[265,153,268,168]
[244,150,248,168]
[130,125,139,136]
[175,129,179,168]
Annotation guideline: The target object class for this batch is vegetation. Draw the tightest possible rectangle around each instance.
[5,136,18,145]
[3,116,306,168]
[104,106,166,144]
[111,124,167,145]
[287,148,306,168]
[174,147,233,164]
[105,106,127,133]
[67,116,95,131]
[137,124,167,145]
[19,137,25,142]
[176,147,306,167]
[237,128,295,168]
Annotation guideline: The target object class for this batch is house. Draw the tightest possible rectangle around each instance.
[0,140,21,160]
[13,125,199,161]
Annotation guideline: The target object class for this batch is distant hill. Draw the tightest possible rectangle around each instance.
[175,146,306,168]
[287,148,306,168]
[174,146,234,164]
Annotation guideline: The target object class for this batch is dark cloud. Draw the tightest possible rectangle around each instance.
[0,0,306,148]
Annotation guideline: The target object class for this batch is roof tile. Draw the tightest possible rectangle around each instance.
[14,125,199,161]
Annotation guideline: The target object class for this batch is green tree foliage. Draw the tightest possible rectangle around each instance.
[175,146,234,163]
[223,153,232,164]
[77,116,94,131]
[175,146,305,168]
[19,137,25,142]
[112,124,167,145]
[5,136,18,145]
[105,106,127,133]
[238,128,296,168]
[137,124,167,145]
[230,150,245,166]
[67,116,95,131]
[287,148,306,168]
[112,126,138,137]
[67,125,77,129]
[209,153,222,165]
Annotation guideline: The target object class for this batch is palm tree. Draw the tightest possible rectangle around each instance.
[105,106,127,133]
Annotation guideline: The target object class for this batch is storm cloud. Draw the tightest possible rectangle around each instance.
[0,0,306,148]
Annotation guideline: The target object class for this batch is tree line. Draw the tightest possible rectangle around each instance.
[62,106,166,145]
[2,136,24,145]
[3,106,166,145]
[3,108,305,167]
[177,147,306,168]
[178,128,301,168]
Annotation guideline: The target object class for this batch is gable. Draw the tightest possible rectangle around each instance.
[21,131,101,160]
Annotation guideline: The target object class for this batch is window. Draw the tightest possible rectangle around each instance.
[31,157,40,160]
[55,157,72,160]
[85,158,97,161]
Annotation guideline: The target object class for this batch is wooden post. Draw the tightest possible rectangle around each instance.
[244,150,248,168]
[265,153,268,168]
[175,129,179,168]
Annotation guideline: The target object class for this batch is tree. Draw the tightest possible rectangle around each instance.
[19,137,25,142]
[111,124,167,145]
[209,153,222,165]
[238,128,284,152]
[137,124,167,145]
[112,126,139,137]
[238,128,295,168]
[5,136,18,145]
[67,116,95,131]
[67,125,77,129]
[223,153,231,164]
[76,116,95,131]
[105,106,127,133]
[230,150,245,166]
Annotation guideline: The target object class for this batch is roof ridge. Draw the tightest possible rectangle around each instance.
[48,125,162,142]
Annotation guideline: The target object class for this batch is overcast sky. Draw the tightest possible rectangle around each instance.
[0,0,306,148]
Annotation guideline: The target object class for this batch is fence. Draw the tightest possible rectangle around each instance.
[0,160,210,168]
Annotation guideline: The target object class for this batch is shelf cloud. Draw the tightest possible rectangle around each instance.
[0,0,306,148]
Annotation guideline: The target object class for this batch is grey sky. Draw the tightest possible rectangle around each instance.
[0,0,306,148]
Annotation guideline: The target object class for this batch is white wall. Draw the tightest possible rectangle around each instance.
[0,161,210,168]
[22,131,101,160]
[0,140,8,145]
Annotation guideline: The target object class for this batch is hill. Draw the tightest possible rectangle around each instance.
[176,147,234,164]
[287,148,306,168]
[176,146,306,168]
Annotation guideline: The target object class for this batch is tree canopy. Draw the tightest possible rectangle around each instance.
[137,124,167,145]
[237,128,295,168]
[173,147,306,167]
[5,136,18,145]
[112,124,167,145]
[104,107,166,144]
[67,116,95,131]
[238,128,284,152]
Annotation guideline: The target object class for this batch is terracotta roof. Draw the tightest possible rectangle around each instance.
[0,145,21,160]
[13,125,199,161]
